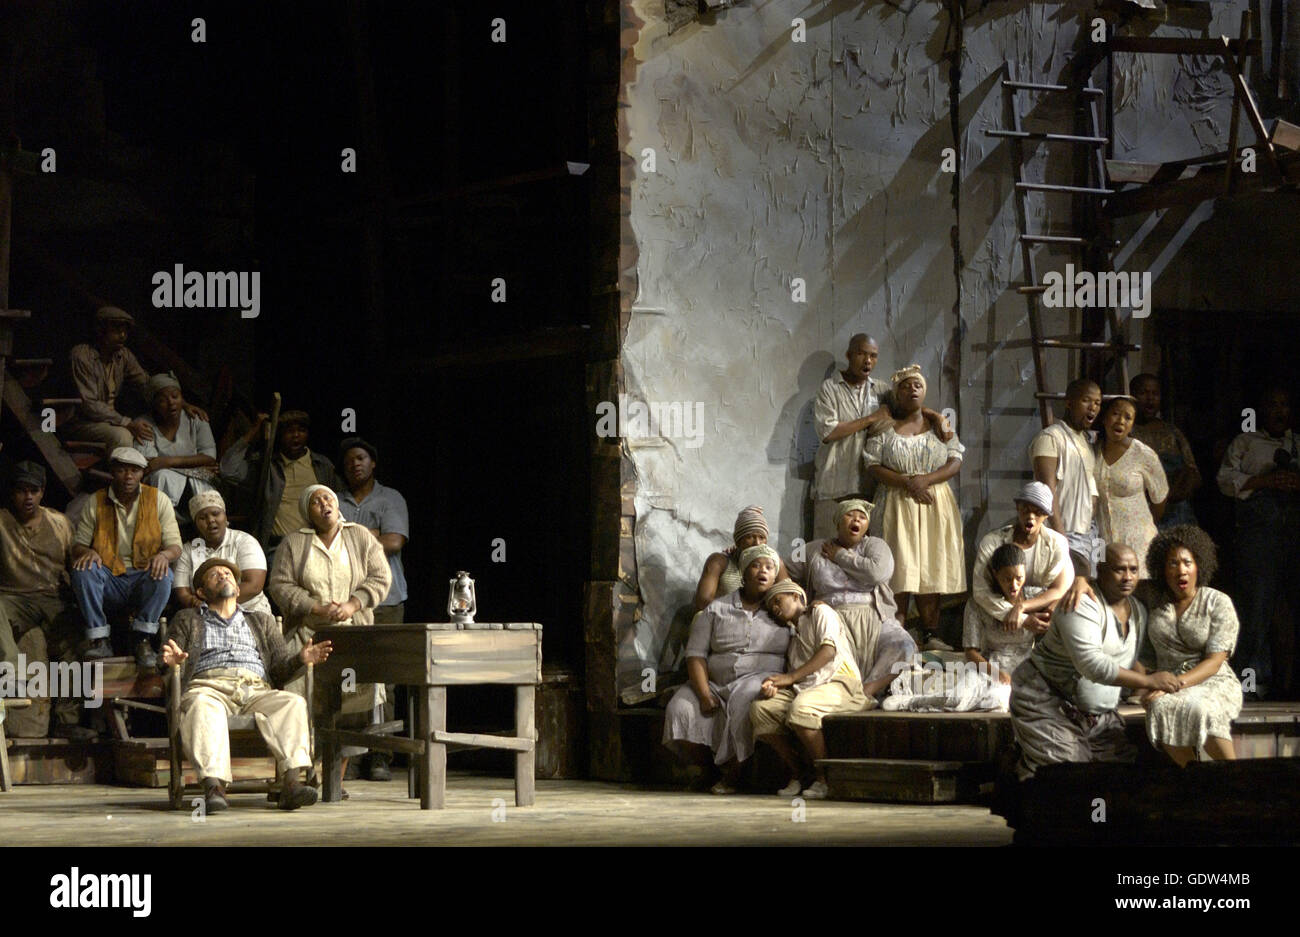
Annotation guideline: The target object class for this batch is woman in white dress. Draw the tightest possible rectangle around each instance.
[134,373,219,511]
[1095,395,1168,578]
[863,365,965,650]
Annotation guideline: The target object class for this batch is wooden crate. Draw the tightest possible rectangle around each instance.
[821,757,981,804]
[3,738,108,785]
[112,738,278,788]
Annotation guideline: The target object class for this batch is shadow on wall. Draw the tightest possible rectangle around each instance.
[766,351,836,545]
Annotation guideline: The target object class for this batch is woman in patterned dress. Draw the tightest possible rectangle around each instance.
[1139,525,1242,765]
[863,365,964,650]
[1095,395,1168,578]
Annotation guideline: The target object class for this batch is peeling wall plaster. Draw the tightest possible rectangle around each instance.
[619,0,1291,696]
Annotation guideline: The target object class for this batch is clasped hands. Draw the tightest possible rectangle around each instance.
[311,598,361,622]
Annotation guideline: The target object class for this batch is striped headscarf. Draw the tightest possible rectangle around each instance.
[732,505,769,544]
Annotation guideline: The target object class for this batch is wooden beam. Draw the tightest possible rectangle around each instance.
[1,376,83,495]
[1106,158,1215,185]
[1108,36,1260,56]
[430,729,535,752]
[319,728,427,756]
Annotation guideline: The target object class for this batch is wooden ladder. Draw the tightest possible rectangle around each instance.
[985,60,1139,428]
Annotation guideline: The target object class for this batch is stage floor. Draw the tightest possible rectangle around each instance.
[3,770,1013,846]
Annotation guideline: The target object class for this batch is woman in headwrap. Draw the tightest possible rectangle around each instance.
[134,372,219,510]
[693,505,788,610]
[784,499,916,699]
[267,483,392,788]
[864,365,966,651]
[664,544,791,794]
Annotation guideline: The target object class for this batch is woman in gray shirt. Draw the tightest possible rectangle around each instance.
[663,544,791,794]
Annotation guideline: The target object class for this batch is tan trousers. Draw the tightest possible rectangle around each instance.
[61,419,133,449]
[751,678,870,734]
[180,668,312,784]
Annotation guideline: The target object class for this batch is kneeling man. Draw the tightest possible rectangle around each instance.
[1010,543,1179,779]
[751,580,869,800]
[160,557,332,812]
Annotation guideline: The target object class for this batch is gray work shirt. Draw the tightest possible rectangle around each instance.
[1031,594,1145,713]
[337,481,409,606]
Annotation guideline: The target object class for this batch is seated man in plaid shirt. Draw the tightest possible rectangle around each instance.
[160,557,332,812]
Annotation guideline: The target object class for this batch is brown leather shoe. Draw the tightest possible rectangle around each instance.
[202,777,229,813]
[278,769,318,811]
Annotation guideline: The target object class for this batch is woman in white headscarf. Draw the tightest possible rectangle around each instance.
[268,484,391,787]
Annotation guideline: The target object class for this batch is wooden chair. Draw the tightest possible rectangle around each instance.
[164,616,316,809]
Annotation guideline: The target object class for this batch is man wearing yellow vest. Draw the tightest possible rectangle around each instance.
[71,448,182,669]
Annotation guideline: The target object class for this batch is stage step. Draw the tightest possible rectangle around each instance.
[819,757,989,804]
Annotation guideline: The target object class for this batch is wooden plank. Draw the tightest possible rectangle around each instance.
[820,758,968,804]
[515,684,536,806]
[320,728,427,755]
[1108,36,1260,55]
[1272,118,1300,152]
[1106,158,1211,185]
[429,729,534,752]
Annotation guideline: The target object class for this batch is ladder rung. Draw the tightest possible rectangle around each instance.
[86,468,113,482]
[41,397,82,406]
[1017,285,1049,294]
[1002,80,1105,96]
[8,357,53,367]
[1016,182,1115,195]
[1021,234,1087,245]
[63,440,107,453]
[0,309,32,319]
[1037,339,1141,351]
[986,130,1108,144]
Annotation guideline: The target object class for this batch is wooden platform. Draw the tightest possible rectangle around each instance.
[1009,758,1300,845]
[820,702,1300,804]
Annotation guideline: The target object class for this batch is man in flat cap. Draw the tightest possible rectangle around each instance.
[220,408,342,556]
[70,447,182,668]
[173,491,272,616]
[337,436,409,781]
[63,306,207,450]
[162,556,332,811]
[0,462,91,739]
[964,482,1076,645]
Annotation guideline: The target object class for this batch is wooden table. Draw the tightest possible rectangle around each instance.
[312,622,542,809]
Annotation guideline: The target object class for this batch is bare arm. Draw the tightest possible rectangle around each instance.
[693,553,729,611]
[1175,651,1230,691]
[239,568,267,604]
[767,645,835,689]
[823,407,890,443]
[685,657,717,712]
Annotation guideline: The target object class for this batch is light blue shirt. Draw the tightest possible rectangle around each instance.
[337,480,409,606]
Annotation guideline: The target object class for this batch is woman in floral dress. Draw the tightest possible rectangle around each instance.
[1139,525,1242,765]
